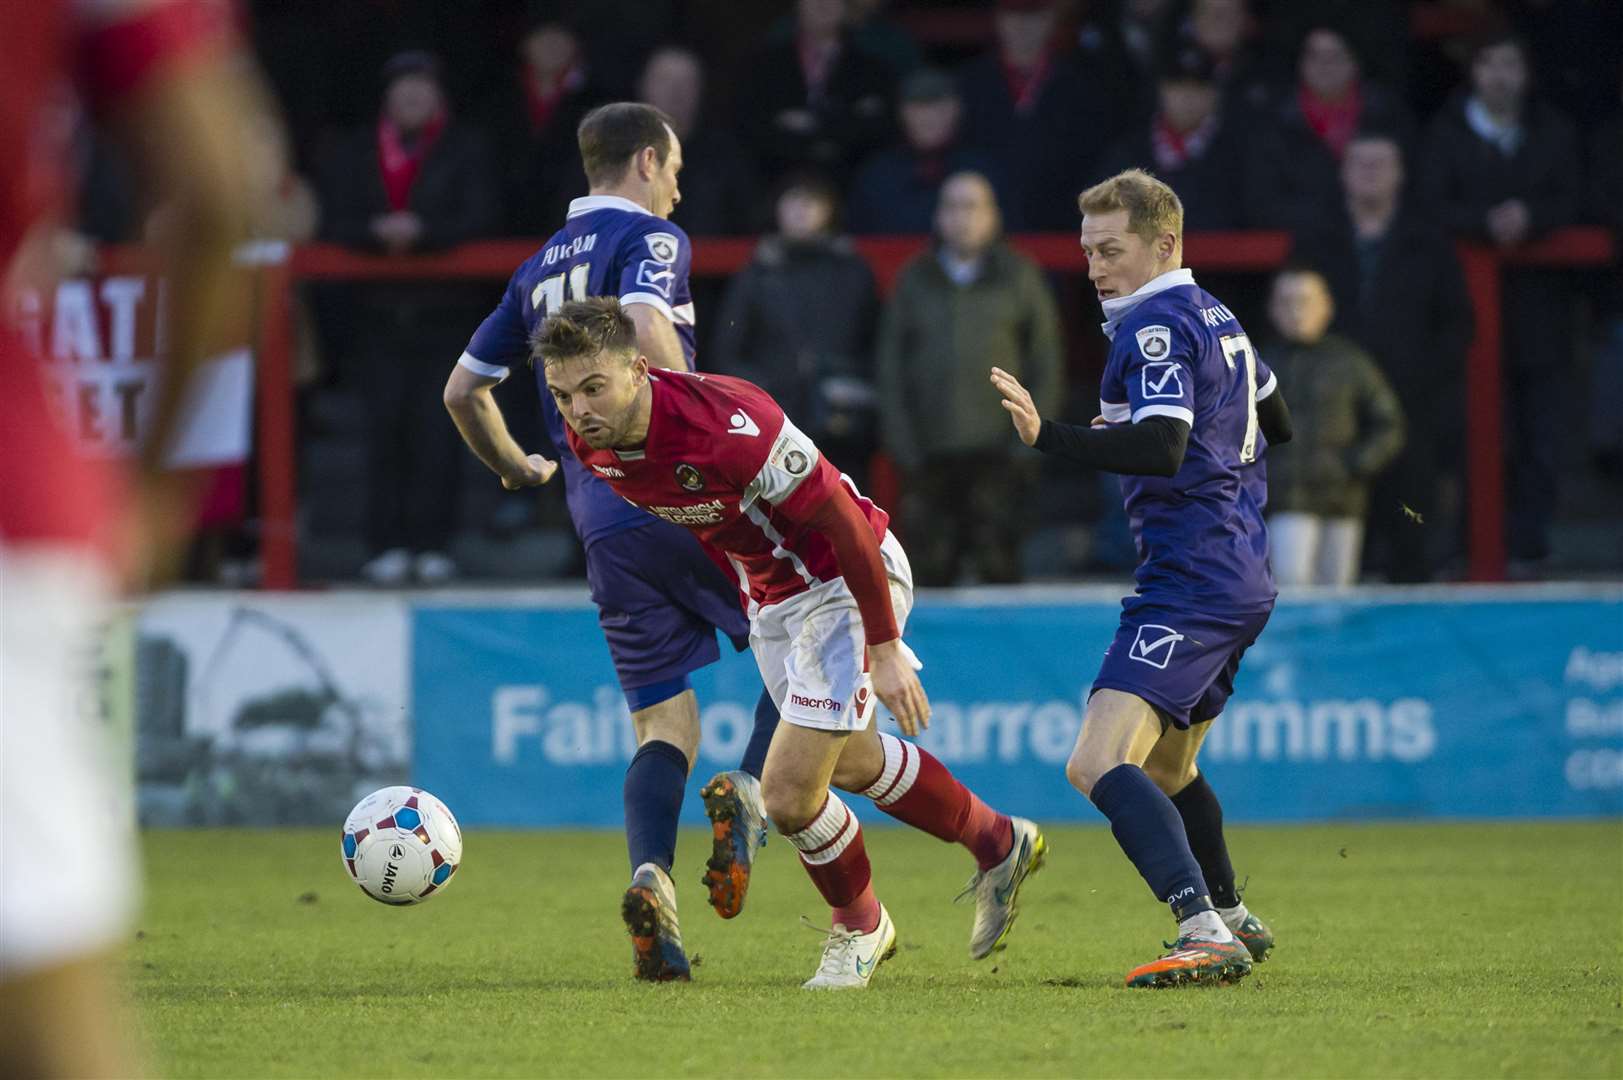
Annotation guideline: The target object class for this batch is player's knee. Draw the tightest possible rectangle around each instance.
[760,775,822,834]
[1065,749,1108,798]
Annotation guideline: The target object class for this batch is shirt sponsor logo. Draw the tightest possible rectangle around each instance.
[635,260,677,298]
[1135,324,1172,360]
[644,232,680,264]
[646,499,726,526]
[592,464,626,478]
[728,410,761,437]
[790,693,843,712]
[1139,362,1185,401]
[1129,624,1185,669]
[675,463,705,491]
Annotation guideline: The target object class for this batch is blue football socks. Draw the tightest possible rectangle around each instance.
[1171,772,1240,909]
[624,739,688,874]
[739,688,778,780]
[1090,763,1214,921]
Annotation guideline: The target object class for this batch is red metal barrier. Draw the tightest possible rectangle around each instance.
[197,227,1618,587]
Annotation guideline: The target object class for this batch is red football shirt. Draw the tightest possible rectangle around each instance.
[566,371,891,613]
[0,0,230,549]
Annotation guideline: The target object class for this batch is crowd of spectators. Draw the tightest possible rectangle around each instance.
[60,0,1623,585]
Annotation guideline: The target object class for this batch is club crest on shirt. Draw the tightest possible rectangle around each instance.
[644,232,680,264]
[675,463,705,491]
[1135,324,1172,360]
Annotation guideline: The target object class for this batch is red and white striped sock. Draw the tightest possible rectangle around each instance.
[861,732,1014,871]
[783,792,881,932]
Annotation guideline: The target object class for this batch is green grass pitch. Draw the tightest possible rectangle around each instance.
[131,821,1621,1078]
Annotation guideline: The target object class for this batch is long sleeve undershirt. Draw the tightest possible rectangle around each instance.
[1033,389,1294,475]
[804,484,899,646]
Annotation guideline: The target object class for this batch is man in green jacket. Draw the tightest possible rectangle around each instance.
[1261,267,1406,586]
[877,171,1064,585]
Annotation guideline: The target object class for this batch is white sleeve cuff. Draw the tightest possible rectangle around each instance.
[1132,404,1195,425]
[1099,400,1131,423]
[620,291,676,321]
[458,351,511,383]
[1256,370,1278,401]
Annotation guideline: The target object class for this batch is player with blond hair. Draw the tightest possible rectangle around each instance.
[993,169,1293,988]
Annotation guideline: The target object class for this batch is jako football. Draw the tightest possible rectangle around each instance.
[341,786,463,904]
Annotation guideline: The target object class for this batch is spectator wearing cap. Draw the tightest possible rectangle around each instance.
[1290,130,1473,583]
[1162,0,1271,113]
[877,172,1064,585]
[710,174,881,487]
[1093,45,1247,229]
[957,0,1131,230]
[319,51,499,585]
[1419,32,1582,567]
[846,68,1005,235]
[743,0,896,183]
[1261,267,1405,587]
[1245,24,1411,230]
[1076,0,1180,121]
[637,45,763,236]
[496,18,609,235]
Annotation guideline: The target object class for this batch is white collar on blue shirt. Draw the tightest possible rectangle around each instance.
[1099,267,1195,340]
[567,194,655,219]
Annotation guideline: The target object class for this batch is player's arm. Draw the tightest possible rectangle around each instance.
[1257,381,1294,445]
[443,364,555,489]
[742,414,929,734]
[624,303,687,371]
[991,367,1191,477]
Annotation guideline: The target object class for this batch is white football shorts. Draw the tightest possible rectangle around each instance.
[750,530,920,732]
[1,545,137,980]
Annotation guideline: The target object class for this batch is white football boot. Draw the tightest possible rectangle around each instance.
[959,816,1048,960]
[801,904,897,990]
[621,862,691,981]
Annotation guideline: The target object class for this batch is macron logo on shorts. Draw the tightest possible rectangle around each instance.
[1129,624,1185,669]
[791,693,843,712]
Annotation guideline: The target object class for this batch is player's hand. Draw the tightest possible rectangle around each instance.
[990,366,1042,446]
[501,453,556,490]
[869,639,929,736]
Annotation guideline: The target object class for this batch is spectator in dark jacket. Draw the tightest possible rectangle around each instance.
[1095,44,1247,229]
[495,18,608,236]
[319,52,499,585]
[1261,267,1405,586]
[1245,24,1411,230]
[710,174,880,485]
[1292,130,1473,582]
[877,172,1064,584]
[637,45,762,236]
[1587,71,1623,478]
[1418,31,1582,565]
[957,0,1131,230]
[847,68,1004,235]
[743,0,895,183]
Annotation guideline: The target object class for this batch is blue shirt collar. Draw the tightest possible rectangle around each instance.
[1100,267,1195,340]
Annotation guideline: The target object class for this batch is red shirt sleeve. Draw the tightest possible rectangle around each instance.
[803,485,899,647]
[77,0,235,112]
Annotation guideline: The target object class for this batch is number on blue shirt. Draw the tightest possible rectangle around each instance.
[532,263,592,316]
[1219,333,1259,464]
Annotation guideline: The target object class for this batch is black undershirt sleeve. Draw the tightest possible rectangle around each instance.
[1032,416,1191,477]
[1258,385,1294,445]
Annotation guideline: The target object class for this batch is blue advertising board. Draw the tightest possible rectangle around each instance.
[411,589,1623,826]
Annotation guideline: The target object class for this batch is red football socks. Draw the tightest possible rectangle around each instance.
[861,733,1014,871]
[783,792,882,932]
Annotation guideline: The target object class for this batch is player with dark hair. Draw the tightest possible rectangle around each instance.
[992,169,1293,988]
[528,296,1047,990]
[444,101,780,982]
[2,1,262,1073]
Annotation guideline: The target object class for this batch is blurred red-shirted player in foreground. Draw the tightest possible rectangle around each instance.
[1,1,265,1074]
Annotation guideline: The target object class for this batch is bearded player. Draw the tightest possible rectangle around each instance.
[526,297,1046,989]
[992,169,1291,988]
[444,103,780,982]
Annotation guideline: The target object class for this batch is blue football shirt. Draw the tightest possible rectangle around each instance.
[460,195,696,546]
[1097,268,1278,609]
